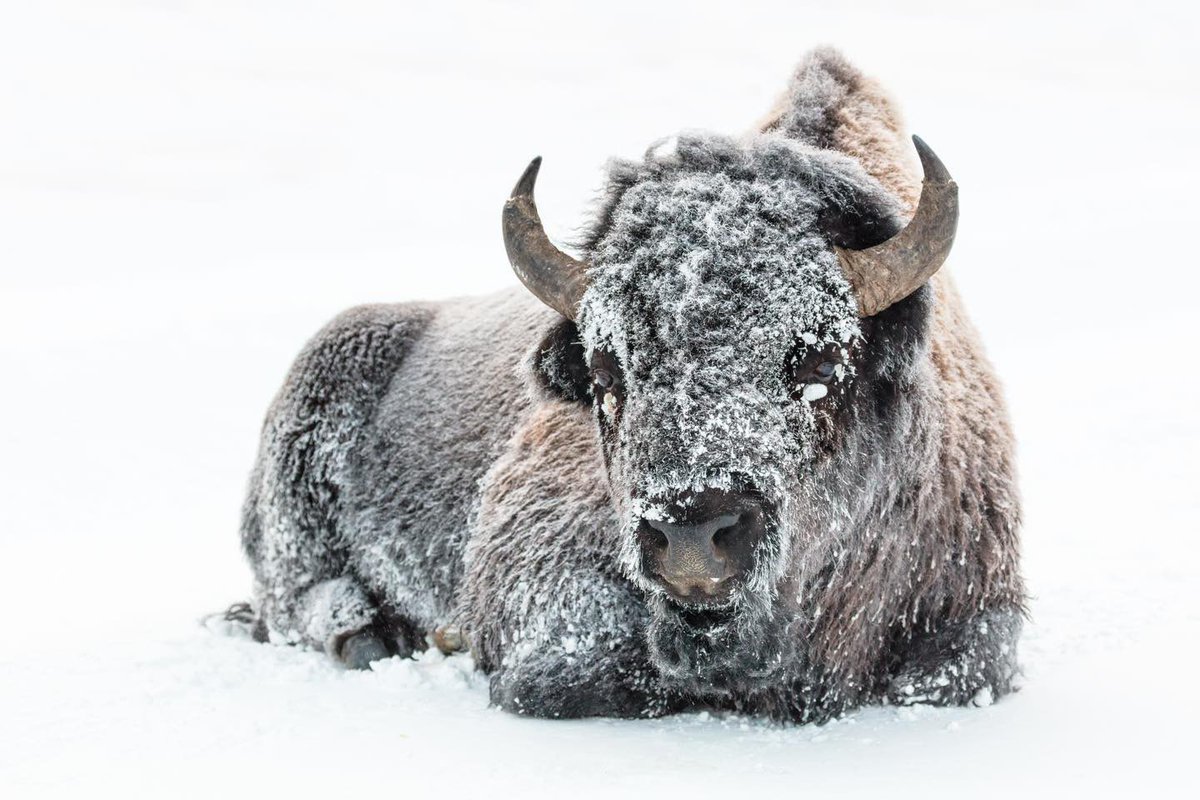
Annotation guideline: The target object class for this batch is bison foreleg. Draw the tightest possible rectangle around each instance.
[885,605,1022,707]
[490,639,676,720]
[471,572,677,719]
[255,575,410,670]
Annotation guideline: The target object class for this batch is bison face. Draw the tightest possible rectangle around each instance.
[511,132,954,693]
[572,135,902,690]
[578,232,861,607]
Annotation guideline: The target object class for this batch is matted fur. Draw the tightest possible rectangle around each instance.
[238,48,1024,722]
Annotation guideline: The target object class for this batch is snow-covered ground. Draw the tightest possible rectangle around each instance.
[2,1,1197,796]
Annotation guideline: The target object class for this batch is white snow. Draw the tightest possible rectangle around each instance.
[802,383,829,402]
[1,1,1198,797]
[602,390,620,419]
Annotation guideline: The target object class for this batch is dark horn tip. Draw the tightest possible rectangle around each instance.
[911,135,953,185]
[511,156,543,199]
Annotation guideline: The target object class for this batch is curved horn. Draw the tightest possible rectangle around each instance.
[835,135,959,317]
[502,157,588,321]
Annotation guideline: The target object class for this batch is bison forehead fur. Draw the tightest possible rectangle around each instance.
[236,47,1025,723]
[580,135,889,492]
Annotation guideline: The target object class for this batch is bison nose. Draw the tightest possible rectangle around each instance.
[638,505,762,604]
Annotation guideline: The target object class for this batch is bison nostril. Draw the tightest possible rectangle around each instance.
[710,514,743,552]
[645,525,669,553]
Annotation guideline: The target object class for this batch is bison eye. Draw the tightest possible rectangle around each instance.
[786,341,847,398]
[589,348,623,392]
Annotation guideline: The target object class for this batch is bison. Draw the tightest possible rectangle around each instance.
[237,48,1024,722]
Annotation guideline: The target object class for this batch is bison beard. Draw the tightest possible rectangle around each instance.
[235,47,1025,723]
[646,592,796,693]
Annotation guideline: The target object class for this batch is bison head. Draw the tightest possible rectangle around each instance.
[503,132,956,693]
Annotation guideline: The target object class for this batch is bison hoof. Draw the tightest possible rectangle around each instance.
[339,630,391,670]
[433,625,465,655]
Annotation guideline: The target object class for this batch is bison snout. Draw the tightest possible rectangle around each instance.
[637,492,766,605]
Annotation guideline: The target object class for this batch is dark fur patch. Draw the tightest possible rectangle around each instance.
[533,320,591,403]
[816,183,904,251]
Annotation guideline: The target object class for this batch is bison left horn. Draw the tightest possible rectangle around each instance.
[836,135,959,317]
[502,156,589,321]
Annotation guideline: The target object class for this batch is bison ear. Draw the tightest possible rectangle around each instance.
[531,320,592,403]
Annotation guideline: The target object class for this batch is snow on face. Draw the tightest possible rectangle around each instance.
[578,133,882,583]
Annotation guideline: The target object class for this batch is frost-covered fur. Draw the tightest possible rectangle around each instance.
[239,48,1024,722]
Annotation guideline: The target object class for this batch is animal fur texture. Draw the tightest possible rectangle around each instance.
[239,47,1024,722]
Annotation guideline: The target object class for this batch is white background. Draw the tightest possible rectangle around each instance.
[1,1,1197,796]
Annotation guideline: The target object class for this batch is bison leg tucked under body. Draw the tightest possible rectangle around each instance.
[482,575,675,719]
[240,303,433,663]
[460,402,678,718]
[886,606,1022,707]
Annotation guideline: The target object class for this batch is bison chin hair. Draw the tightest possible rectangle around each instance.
[644,589,799,695]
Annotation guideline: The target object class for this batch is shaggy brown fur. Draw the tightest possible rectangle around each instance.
[757,47,1024,706]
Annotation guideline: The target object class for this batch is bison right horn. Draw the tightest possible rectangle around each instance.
[502,157,589,321]
[835,135,959,317]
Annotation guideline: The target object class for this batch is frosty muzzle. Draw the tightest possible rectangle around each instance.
[635,488,770,605]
